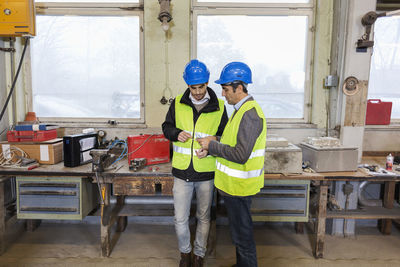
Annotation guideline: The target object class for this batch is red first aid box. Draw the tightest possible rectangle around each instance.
[365,99,392,125]
[7,129,58,142]
[127,134,170,165]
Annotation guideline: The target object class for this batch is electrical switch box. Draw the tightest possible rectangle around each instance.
[0,0,36,37]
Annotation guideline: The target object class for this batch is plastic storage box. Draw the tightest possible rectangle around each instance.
[365,99,392,125]
[127,134,170,166]
[7,129,57,142]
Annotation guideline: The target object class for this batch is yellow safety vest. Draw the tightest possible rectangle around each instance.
[173,94,225,172]
[215,100,267,196]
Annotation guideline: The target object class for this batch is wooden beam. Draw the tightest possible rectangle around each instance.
[101,183,111,257]
[380,181,395,235]
[344,80,368,126]
[315,183,328,258]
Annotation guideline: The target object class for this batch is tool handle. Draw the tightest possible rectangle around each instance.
[368,99,382,103]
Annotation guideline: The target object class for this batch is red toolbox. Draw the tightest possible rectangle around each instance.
[127,134,170,165]
[7,129,58,142]
[365,99,392,125]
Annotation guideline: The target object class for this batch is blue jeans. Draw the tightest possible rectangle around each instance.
[173,177,214,257]
[223,195,257,267]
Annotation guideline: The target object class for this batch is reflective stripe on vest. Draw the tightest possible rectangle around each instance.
[249,149,265,159]
[194,132,212,139]
[173,145,191,155]
[173,145,213,158]
[216,161,264,179]
[172,94,225,172]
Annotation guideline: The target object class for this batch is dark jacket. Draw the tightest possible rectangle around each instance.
[162,87,228,182]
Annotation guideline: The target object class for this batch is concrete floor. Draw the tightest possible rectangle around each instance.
[1,220,400,267]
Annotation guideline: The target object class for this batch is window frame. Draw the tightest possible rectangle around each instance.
[25,1,145,125]
[193,0,313,9]
[191,1,315,123]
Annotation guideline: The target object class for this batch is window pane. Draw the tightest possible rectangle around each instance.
[197,0,309,3]
[197,15,308,118]
[35,0,139,2]
[368,17,400,119]
[31,15,141,118]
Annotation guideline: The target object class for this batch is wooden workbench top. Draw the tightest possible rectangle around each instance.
[0,156,399,181]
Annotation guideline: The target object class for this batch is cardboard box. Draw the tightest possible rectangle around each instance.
[0,138,63,165]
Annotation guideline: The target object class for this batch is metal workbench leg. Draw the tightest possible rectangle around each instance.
[101,183,111,257]
[315,182,328,258]
[26,219,41,232]
[295,222,304,234]
[380,181,395,235]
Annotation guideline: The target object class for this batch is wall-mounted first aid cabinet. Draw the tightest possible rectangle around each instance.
[0,0,36,37]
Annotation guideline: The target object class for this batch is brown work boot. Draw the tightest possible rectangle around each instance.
[192,255,204,267]
[179,252,191,267]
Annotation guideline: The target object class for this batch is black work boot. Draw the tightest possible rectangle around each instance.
[193,255,204,267]
[179,252,192,267]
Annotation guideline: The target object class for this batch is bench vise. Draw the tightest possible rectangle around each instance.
[90,149,116,173]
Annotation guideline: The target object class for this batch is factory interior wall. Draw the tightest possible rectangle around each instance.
[1,0,397,151]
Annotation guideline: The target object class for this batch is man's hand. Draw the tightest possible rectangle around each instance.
[178,131,192,142]
[195,149,208,159]
[197,136,217,150]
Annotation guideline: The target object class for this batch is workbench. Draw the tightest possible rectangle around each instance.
[0,156,399,258]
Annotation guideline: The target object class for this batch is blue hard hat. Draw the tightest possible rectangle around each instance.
[183,59,210,85]
[215,62,252,84]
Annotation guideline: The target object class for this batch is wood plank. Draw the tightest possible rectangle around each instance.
[344,80,368,126]
[328,206,400,219]
[381,181,396,234]
[101,183,111,257]
[113,177,174,196]
[315,183,328,258]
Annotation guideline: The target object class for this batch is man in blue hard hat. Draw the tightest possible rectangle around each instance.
[197,62,266,267]
[162,59,228,267]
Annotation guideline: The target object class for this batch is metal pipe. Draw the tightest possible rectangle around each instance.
[358,181,383,207]
[10,38,16,125]
[110,195,174,205]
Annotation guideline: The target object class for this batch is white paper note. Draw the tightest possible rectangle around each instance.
[82,150,92,163]
[79,137,96,151]
[40,145,49,161]
[2,144,11,159]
